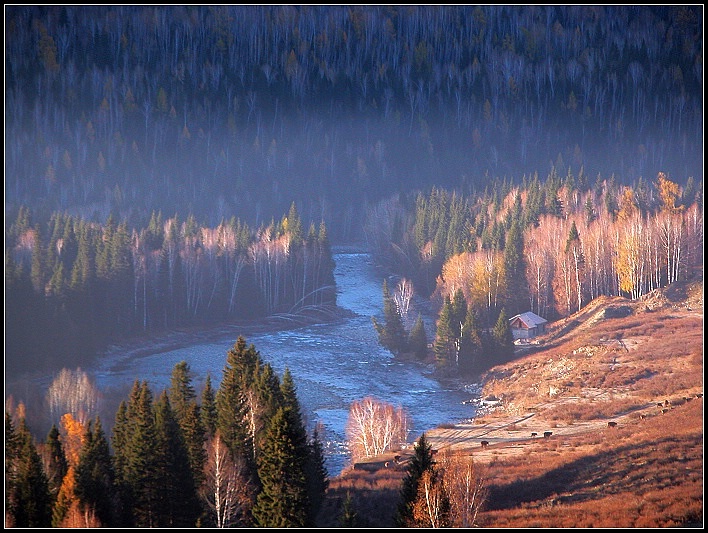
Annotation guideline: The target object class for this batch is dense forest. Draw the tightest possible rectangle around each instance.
[5,203,337,378]
[5,6,702,242]
[6,338,330,527]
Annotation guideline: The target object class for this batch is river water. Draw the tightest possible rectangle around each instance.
[90,247,479,476]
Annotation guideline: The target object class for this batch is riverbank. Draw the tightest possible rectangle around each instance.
[327,276,703,527]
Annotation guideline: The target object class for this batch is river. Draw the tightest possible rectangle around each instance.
[90,247,480,476]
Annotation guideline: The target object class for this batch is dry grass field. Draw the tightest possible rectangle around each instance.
[318,274,703,527]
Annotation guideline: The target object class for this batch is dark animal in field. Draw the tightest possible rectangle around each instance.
[543,431,553,438]
[531,432,538,437]
[480,440,489,448]
[664,399,671,406]
[639,414,647,420]
[696,393,703,398]
[661,408,669,414]
[657,402,664,408]
[607,421,617,428]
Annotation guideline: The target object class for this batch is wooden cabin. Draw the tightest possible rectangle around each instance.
[509,311,548,340]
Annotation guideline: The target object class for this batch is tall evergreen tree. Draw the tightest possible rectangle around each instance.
[169,361,206,489]
[372,278,408,355]
[408,313,429,360]
[306,422,330,525]
[396,432,435,527]
[44,424,68,507]
[153,390,201,527]
[434,296,457,371]
[458,305,483,374]
[251,407,309,527]
[492,308,515,363]
[6,416,53,527]
[200,373,218,439]
[216,337,259,481]
[123,381,160,527]
[75,417,116,526]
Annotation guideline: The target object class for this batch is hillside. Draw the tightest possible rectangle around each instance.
[318,274,703,527]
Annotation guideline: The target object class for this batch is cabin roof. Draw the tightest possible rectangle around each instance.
[509,311,548,328]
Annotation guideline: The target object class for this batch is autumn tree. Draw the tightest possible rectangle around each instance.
[345,397,409,462]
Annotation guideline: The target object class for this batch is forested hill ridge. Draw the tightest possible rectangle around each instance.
[5,6,702,242]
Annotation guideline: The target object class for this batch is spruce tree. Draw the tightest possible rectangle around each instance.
[434,296,457,371]
[492,308,515,363]
[251,407,309,527]
[154,390,201,527]
[396,432,435,527]
[124,381,160,527]
[169,361,206,490]
[200,373,218,439]
[44,424,68,506]
[408,313,429,360]
[8,416,53,527]
[216,337,259,478]
[306,422,330,525]
[372,278,408,355]
[458,305,483,375]
[75,417,116,526]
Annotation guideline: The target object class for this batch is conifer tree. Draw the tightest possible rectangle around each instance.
[251,406,309,527]
[124,381,160,527]
[44,424,68,506]
[396,432,435,527]
[75,417,115,526]
[458,305,483,374]
[372,278,408,355]
[154,390,201,527]
[169,361,206,489]
[216,337,259,482]
[306,422,330,525]
[434,296,457,371]
[408,313,428,360]
[7,415,53,527]
[492,308,515,363]
[339,491,358,527]
[200,373,218,438]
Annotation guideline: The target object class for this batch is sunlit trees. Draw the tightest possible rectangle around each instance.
[345,397,409,462]
[46,368,100,426]
[201,431,254,528]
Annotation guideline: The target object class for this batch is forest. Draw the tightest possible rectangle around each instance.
[4,5,704,528]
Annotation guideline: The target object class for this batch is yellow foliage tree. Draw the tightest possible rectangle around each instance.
[60,413,86,468]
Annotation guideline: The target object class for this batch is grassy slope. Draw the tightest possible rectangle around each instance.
[317,274,704,527]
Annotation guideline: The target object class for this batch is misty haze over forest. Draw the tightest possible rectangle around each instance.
[5,5,703,242]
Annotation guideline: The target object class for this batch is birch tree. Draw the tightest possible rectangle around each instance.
[201,431,254,528]
[345,397,409,462]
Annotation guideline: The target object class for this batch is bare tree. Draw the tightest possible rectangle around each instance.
[439,451,487,527]
[46,368,100,426]
[201,431,254,528]
[393,277,415,329]
[345,397,409,463]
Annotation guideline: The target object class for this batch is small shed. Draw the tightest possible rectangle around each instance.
[509,311,548,340]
